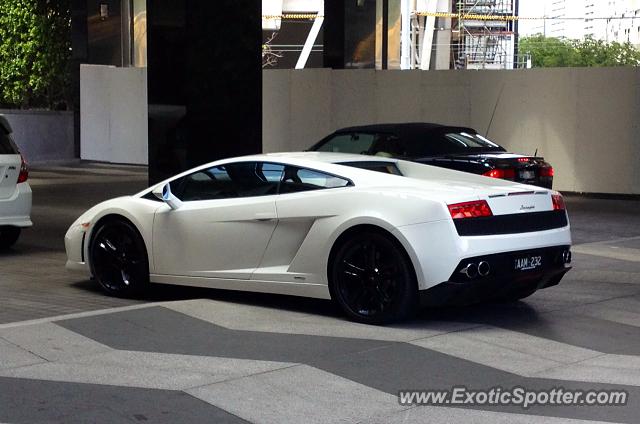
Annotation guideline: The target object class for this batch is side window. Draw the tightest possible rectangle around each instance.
[369,133,406,157]
[316,133,375,154]
[280,166,351,194]
[174,162,284,201]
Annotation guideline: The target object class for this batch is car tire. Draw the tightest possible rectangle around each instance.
[0,226,21,250]
[89,219,149,297]
[330,231,418,325]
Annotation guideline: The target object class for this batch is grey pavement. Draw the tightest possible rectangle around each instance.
[1,162,640,423]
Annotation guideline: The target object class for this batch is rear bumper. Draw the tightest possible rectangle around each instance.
[0,182,32,228]
[420,245,571,307]
[395,218,572,291]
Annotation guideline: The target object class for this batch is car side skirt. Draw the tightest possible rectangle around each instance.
[150,274,332,300]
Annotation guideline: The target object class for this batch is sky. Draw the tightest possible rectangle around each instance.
[519,0,546,17]
[518,0,548,36]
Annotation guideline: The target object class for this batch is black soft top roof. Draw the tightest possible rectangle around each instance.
[333,122,478,140]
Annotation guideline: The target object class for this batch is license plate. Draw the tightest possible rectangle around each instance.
[520,170,535,180]
[514,255,543,271]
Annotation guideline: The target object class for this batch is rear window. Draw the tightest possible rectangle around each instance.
[435,132,505,154]
[339,161,403,175]
[0,132,17,155]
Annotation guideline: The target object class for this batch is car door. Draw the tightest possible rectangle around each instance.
[253,165,353,283]
[152,162,284,280]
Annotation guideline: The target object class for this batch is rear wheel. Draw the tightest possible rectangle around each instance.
[0,227,21,250]
[330,231,418,324]
[89,219,149,297]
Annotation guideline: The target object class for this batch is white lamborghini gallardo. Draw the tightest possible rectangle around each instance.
[65,152,572,324]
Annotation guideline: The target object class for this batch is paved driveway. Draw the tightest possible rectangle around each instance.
[1,163,639,423]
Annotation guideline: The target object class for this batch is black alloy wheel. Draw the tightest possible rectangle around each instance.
[331,231,418,324]
[0,226,21,250]
[89,219,149,297]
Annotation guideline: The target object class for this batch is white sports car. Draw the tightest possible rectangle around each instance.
[65,152,572,323]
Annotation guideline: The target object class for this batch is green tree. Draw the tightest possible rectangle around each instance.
[520,35,640,68]
[0,0,71,109]
[570,37,640,67]
[520,35,576,67]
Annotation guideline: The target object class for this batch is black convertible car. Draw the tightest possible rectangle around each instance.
[309,123,554,189]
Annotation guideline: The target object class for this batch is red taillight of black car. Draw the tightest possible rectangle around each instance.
[540,166,554,177]
[448,200,493,219]
[483,168,515,179]
[17,154,28,183]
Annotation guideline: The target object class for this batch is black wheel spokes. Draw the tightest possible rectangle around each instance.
[339,240,402,318]
[94,228,142,291]
[342,260,365,278]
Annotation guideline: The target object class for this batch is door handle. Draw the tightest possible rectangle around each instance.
[254,213,276,222]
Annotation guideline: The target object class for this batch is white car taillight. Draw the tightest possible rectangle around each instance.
[17,154,28,183]
[447,200,493,219]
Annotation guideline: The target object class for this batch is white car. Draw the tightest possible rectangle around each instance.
[65,152,572,324]
[0,116,32,249]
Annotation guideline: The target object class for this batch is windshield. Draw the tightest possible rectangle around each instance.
[316,133,377,154]
[315,132,410,157]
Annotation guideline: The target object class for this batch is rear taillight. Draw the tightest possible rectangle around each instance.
[552,194,565,211]
[483,168,515,179]
[448,200,493,219]
[540,166,554,177]
[17,154,28,183]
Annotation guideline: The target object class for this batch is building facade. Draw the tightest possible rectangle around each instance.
[539,0,640,45]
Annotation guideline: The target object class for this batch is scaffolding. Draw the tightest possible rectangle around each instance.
[407,0,518,70]
[453,0,517,69]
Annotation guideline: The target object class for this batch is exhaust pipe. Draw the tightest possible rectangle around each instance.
[478,261,491,277]
[460,263,478,279]
[562,250,572,264]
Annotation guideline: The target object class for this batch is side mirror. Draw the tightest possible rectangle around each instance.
[152,183,183,210]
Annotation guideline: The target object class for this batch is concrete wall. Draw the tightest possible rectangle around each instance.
[0,110,74,163]
[81,64,148,165]
[263,68,640,194]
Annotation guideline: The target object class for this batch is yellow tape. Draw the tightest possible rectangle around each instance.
[262,14,322,20]
[261,12,525,21]
[413,12,548,21]
[263,12,621,22]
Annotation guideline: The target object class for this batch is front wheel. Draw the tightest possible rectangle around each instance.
[89,219,149,297]
[330,231,418,324]
[0,227,21,250]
